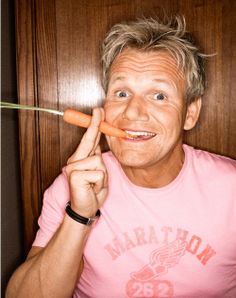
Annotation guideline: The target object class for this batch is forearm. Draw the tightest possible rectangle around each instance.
[6,215,91,298]
[6,108,107,298]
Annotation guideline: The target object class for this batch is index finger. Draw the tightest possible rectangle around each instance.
[68,108,104,162]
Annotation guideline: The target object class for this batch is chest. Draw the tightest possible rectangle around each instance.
[77,191,236,298]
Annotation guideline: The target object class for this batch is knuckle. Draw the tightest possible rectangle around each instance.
[69,170,81,184]
[96,170,105,182]
[64,163,75,176]
[67,153,77,165]
[64,165,70,177]
[67,157,72,165]
[95,155,106,170]
[94,154,102,164]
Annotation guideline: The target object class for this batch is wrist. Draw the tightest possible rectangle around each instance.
[65,202,100,226]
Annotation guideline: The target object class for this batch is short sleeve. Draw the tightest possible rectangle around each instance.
[32,171,70,247]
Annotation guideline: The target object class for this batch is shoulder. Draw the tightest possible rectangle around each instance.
[184,144,236,183]
[43,170,70,211]
[46,170,69,196]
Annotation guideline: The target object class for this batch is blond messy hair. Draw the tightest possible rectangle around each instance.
[101,16,206,103]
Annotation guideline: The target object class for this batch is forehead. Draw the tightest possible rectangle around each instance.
[109,48,185,83]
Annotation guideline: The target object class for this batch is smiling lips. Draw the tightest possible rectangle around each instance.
[125,130,156,140]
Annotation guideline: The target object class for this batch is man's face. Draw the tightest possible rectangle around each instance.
[104,49,189,169]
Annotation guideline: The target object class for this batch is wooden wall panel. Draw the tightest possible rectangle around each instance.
[16,0,236,253]
[180,0,236,157]
[35,0,61,190]
[15,0,41,253]
[55,1,106,165]
[221,0,236,158]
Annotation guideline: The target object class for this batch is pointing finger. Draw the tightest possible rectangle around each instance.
[68,108,103,162]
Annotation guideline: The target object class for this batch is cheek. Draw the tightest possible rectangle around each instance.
[105,136,122,157]
[104,104,123,149]
[104,105,113,122]
[155,104,184,126]
[104,102,123,124]
[149,107,185,140]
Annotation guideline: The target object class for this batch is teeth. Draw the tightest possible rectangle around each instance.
[125,130,156,138]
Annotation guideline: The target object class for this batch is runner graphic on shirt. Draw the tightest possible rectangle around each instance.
[126,239,187,298]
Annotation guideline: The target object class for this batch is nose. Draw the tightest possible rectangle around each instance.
[122,95,149,121]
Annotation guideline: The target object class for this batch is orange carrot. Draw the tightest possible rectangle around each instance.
[0,102,130,138]
[63,109,128,138]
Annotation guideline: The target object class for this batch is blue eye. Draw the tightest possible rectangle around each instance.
[116,91,128,98]
[154,93,166,101]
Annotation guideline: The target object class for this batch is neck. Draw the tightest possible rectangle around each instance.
[121,144,185,188]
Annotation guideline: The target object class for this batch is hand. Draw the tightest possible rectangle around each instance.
[65,108,108,218]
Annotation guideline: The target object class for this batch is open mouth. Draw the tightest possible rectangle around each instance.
[125,130,156,140]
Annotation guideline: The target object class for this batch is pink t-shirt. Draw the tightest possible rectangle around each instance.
[33,145,236,298]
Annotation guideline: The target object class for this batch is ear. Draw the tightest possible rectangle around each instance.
[184,97,202,130]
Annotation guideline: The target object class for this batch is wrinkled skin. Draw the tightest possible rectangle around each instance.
[104,49,201,188]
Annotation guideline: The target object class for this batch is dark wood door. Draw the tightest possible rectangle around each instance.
[15,0,236,253]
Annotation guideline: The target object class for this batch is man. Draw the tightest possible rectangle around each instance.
[6,16,236,298]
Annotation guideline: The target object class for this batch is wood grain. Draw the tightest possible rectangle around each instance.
[15,0,41,253]
[16,0,236,252]
[35,0,61,191]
